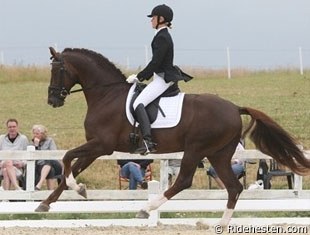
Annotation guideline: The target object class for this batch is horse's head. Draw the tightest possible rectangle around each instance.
[48,47,77,108]
[48,47,128,108]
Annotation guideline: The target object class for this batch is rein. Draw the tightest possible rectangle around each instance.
[70,80,125,94]
[70,88,83,94]
[50,60,125,97]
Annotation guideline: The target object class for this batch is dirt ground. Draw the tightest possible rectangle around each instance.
[1,224,309,235]
[0,225,210,235]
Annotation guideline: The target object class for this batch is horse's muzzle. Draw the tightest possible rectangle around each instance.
[48,86,67,108]
[48,96,64,108]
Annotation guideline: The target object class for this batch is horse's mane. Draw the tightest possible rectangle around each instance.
[63,48,126,79]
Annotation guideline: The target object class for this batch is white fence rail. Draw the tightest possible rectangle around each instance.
[0,149,309,227]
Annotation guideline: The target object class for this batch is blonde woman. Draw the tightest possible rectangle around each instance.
[31,124,62,190]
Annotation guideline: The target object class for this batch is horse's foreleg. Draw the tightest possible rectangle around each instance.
[35,179,67,212]
[137,153,200,218]
[62,140,103,196]
[35,155,97,212]
[62,149,83,193]
[136,193,168,218]
[65,155,99,198]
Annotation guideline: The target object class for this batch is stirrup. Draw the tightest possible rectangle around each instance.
[134,140,157,155]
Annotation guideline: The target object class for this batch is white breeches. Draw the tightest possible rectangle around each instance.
[133,73,173,110]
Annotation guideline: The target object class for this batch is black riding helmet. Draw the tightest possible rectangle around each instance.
[147,4,173,28]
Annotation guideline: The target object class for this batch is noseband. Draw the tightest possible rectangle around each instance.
[48,60,71,101]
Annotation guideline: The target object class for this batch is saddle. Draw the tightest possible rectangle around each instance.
[128,82,181,153]
[129,82,180,124]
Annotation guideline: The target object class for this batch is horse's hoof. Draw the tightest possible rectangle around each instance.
[136,209,150,218]
[196,220,210,230]
[77,183,87,198]
[35,203,50,212]
[219,219,229,228]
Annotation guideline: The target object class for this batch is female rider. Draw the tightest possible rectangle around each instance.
[127,4,192,155]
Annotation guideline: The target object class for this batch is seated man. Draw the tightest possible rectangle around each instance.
[0,118,29,190]
[117,159,153,190]
[207,141,245,189]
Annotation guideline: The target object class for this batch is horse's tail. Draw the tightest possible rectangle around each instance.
[239,107,310,176]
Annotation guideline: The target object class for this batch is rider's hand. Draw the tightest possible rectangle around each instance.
[126,74,138,83]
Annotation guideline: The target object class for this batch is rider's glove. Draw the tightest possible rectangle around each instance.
[126,74,139,83]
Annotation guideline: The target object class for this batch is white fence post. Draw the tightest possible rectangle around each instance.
[160,159,169,191]
[0,51,3,64]
[147,180,160,226]
[299,47,303,76]
[26,146,36,191]
[226,47,231,79]
[294,174,303,197]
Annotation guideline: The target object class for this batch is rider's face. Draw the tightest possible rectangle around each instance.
[151,16,158,29]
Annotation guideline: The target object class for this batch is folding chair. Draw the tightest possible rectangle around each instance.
[265,159,294,189]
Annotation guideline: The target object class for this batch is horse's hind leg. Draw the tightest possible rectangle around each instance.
[207,147,243,226]
[137,152,202,218]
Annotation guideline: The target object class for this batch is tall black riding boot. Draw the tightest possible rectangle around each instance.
[134,104,157,155]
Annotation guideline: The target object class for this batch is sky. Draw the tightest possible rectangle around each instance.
[1,0,310,69]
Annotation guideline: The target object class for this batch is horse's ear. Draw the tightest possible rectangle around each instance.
[49,47,61,61]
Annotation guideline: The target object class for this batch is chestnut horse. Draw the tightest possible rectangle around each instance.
[36,47,310,226]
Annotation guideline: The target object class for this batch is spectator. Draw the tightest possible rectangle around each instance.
[117,159,153,190]
[168,159,204,188]
[31,124,62,190]
[207,141,245,189]
[168,159,181,187]
[0,118,29,190]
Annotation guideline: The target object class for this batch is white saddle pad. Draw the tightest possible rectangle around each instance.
[125,83,185,128]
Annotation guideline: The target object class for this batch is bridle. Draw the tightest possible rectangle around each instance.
[48,60,71,101]
[48,58,126,101]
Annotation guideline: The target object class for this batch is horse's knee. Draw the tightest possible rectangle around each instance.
[226,182,243,208]
[238,184,243,193]
[174,176,193,190]
[230,182,243,194]
[164,177,193,199]
[230,183,243,196]
[182,178,193,189]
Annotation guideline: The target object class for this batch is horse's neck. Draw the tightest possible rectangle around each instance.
[67,52,125,88]
[66,53,128,106]
[74,65,125,94]
[83,81,130,108]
